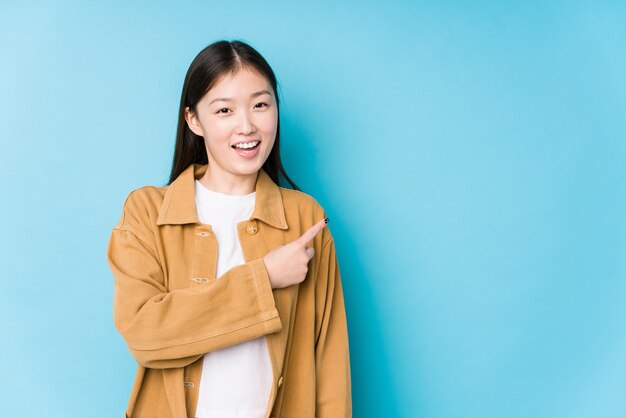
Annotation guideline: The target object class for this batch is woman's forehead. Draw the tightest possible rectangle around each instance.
[205,69,273,102]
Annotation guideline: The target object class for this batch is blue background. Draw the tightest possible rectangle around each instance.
[1,1,625,417]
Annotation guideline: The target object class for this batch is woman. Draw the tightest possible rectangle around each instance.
[106,39,352,418]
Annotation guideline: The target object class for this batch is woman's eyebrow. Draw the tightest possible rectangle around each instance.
[209,90,271,105]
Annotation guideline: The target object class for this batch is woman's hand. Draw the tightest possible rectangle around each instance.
[263,218,328,289]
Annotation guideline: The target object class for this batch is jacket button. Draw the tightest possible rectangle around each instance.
[197,231,211,237]
[184,381,194,388]
[277,376,283,387]
[247,223,258,235]
[191,277,209,283]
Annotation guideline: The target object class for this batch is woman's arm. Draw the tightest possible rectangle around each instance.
[314,234,352,417]
[107,225,282,369]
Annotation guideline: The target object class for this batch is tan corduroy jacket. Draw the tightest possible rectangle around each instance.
[106,163,352,418]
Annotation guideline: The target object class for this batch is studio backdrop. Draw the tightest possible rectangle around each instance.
[1,1,625,417]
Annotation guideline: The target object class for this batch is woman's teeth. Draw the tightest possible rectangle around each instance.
[232,141,260,149]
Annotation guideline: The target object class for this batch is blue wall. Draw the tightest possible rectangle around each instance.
[1,1,625,417]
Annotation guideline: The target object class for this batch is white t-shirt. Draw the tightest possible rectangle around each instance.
[193,179,273,418]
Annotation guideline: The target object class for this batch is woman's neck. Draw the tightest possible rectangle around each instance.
[198,166,258,195]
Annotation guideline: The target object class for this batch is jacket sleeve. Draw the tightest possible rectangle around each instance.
[314,235,352,417]
[106,224,282,369]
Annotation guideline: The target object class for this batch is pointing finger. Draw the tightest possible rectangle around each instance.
[295,218,328,247]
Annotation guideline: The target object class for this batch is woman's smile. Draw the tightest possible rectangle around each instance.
[232,139,261,159]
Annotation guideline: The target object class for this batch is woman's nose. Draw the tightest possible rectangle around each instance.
[237,110,256,134]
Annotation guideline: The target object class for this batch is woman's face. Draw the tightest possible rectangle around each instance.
[185,67,278,179]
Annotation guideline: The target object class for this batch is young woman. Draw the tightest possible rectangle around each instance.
[106,39,352,418]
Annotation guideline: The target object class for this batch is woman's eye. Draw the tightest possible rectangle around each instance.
[217,108,230,114]
[255,102,268,109]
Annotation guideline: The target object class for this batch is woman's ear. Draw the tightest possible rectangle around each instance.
[185,106,204,137]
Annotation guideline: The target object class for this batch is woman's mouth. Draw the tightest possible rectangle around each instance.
[231,140,261,159]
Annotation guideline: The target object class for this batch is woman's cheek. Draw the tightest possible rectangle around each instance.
[209,121,235,141]
[259,112,278,135]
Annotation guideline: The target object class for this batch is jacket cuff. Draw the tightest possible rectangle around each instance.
[250,258,282,332]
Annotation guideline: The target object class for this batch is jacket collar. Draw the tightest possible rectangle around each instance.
[156,163,288,229]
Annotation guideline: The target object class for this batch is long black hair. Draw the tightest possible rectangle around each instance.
[167,39,300,190]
